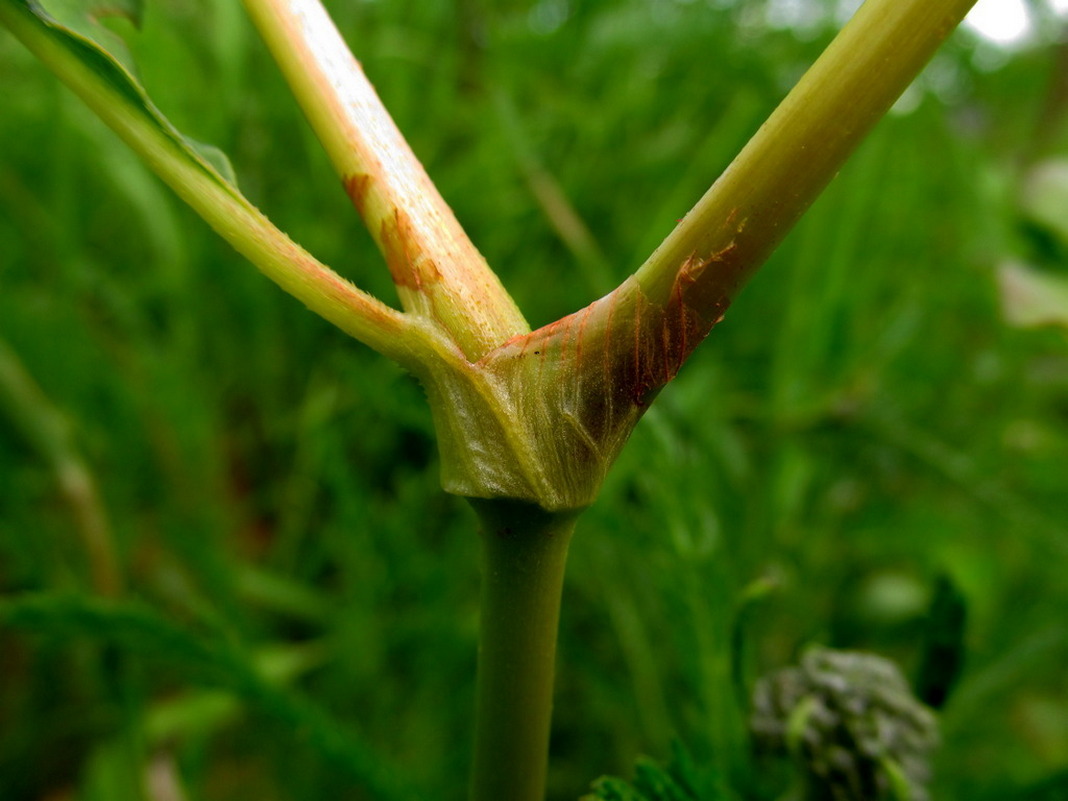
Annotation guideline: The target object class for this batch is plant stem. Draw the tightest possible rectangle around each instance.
[636,0,978,315]
[241,0,529,359]
[0,1,431,367]
[468,499,580,801]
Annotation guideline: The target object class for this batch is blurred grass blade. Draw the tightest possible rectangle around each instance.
[493,90,613,296]
[0,338,121,596]
[914,575,968,709]
[0,593,423,801]
[0,0,431,365]
[145,642,327,743]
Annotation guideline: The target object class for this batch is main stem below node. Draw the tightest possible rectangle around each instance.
[468,499,580,801]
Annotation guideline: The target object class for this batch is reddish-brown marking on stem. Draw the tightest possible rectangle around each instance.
[496,332,529,353]
[575,302,594,367]
[631,290,645,405]
[380,208,443,291]
[618,242,737,405]
[559,313,575,363]
[342,173,373,217]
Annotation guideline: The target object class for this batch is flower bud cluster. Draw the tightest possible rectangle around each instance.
[751,647,939,801]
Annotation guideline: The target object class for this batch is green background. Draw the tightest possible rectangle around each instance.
[1,1,1066,798]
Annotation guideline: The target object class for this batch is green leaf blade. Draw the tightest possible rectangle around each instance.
[32,0,144,69]
[2,0,239,195]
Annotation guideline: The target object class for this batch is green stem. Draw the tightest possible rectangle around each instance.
[0,0,433,368]
[635,0,978,314]
[468,499,581,801]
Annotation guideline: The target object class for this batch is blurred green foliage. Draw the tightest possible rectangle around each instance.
[1,1,1067,799]
[583,741,718,801]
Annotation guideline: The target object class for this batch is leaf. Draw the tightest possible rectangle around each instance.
[1,0,238,191]
[581,742,726,801]
[45,0,143,26]
[31,0,143,72]
[584,777,647,801]
[2,0,420,361]
[998,263,1068,331]
[189,137,240,186]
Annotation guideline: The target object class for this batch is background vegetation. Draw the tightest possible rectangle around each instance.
[1,1,1066,799]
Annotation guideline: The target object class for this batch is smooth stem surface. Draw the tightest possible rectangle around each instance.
[636,0,978,314]
[469,500,580,801]
[242,0,529,359]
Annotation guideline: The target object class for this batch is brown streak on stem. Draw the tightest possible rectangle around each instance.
[343,172,372,216]
[626,242,737,404]
[631,290,645,404]
[561,313,575,363]
[575,303,593,366]
[380,208,443,291]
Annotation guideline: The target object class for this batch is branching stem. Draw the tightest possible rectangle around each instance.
[0,1,985,799]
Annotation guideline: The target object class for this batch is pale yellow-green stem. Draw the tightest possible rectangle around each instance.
[635,0,978,319]
[444,0,983,513]
[241,0,530,360]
